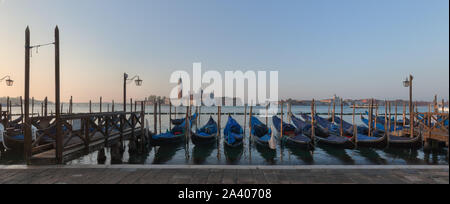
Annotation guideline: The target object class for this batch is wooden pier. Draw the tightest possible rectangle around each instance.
[29,110,146,165]
[416,111,449,148]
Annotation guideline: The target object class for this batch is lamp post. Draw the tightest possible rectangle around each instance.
[123,73,143,112]
[0,76,14,86]
[403,74,414,138]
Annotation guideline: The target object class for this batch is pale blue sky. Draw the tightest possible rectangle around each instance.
[0,0,448,102]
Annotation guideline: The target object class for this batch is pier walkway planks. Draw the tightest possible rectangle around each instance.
[0,165,448,184]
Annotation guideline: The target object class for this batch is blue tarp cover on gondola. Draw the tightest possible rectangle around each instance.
[273,116,297,133]
[152,113,198,139]
[250,116,272,142]
[196,117,218,137]
[224,116,243,144]
[361,116,402,132]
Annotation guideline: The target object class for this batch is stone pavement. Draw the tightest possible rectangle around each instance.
[0,165,448,184]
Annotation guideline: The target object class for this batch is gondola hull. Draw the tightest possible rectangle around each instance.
[192,117,218,146]
[355,134,388,148]
[252,135,270,148]
[191,132,217,145]
[250,116,272,149]
[2,135,24,151]
[273,116,314,150]
[223,116,244,149]
[315,135,355,149]
[149,132,186,146]
[278,133,314,150]
[223,139,243,148]
[388,135,422,149]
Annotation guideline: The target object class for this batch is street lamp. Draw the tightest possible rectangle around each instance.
[403,74,413,138]
[123,73,143,112]
[0,75,14,86]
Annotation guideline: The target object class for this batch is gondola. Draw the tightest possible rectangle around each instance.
[223,116,244,148]
[361,115,422,148]
[150,113,197,146]
[191,116,218,145]
[250,116,273,148]
[272,116,313,150]
[298,114,355,149]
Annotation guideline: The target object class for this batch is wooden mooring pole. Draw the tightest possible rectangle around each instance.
[352,101,357,147]
[368,99,372,137]
[384,100,389,139]
[20,96,23,123]
[311,99,315,143]
[280,101,283,139]
[340,98,343,137]
[24,26,32,164]
[44,97,48,117]
[158,99,161,134]
[332,96,336,123]
[140,101,145,150]
[169,102,172,130]
[153,99,157,134]
[388,101,391,134]
[54,26,63,164]
[394,101,398,133]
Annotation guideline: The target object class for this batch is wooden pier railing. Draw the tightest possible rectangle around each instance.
[29,111,145,164]
[415,112,449,147]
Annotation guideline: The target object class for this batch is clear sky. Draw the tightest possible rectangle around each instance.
[0,0,448,103]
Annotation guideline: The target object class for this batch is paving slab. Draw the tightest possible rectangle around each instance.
[0,165,448,184]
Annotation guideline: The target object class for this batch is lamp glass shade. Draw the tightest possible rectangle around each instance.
[403,79,410,87]
[5,79,13,86]
[135,78,143,86]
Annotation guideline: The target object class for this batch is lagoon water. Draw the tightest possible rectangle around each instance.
[1,104,448,165]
